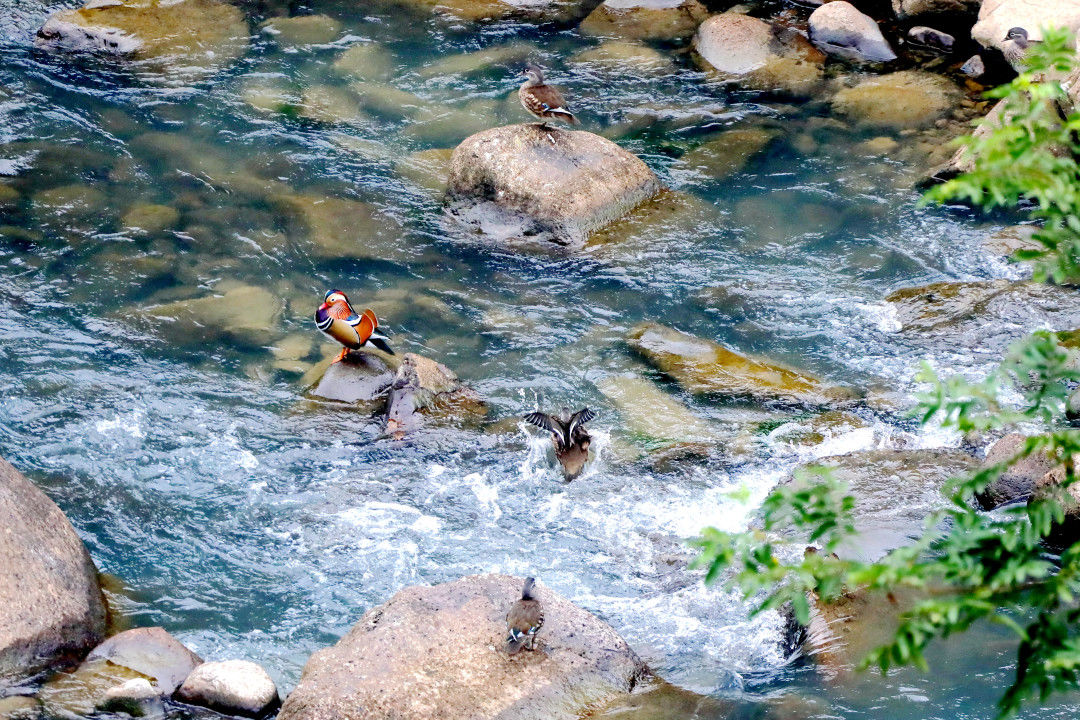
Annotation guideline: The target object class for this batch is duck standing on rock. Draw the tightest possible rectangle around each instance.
[314,289,394,362]
[505,577,544,655]
[519,64,579,130]
[1002,27,1034,69]
[524,407,595,480]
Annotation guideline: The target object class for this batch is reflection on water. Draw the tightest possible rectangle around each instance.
[1,0,1077,717]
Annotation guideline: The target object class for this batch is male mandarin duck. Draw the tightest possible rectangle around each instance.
[505,576,544,655]
[519,64,579,129]
[524,407,595,480]
[314,289,394,362]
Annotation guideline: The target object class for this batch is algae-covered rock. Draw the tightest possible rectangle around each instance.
[277,574,648,720]
[260,14,342,46]
[446,124,661,247]
[692,13,825,96]
[627,323,855,406]
[36,0,249,76]
[331,43,396,81]
[580,0,709,43]
[298,85,370,126]
[122,203,179,234]
[394,148,454,194]
[416,43,535,79]
[596,375,724,446]
[0,457,107,685]
[271,193,402,259]
[831,71,958,129]
[569,40,675,74]
[677,127,776,180]
[143,284,282,345]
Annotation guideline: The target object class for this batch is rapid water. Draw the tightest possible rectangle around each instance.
[1,0,1077,717]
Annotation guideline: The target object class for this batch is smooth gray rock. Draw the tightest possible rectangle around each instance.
[908,26,954,51]
[961,54,986,77]
[175,660,280,718]
[0,456,106,687]
[809,1,897,62]
[446,124,661,247]
[977,433,1059,510]
[278,574,649,720]
[98,678,163,717]
[309,353,394,405]
[87,627,202,695]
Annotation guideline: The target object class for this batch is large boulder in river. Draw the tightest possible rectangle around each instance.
[626,322,857,406]
[971,0,1080,57]
[0,457,107,685]
[808,1,896,63]
[446,124,661,247]
[831,71,958,129]
[385,354,487,434]
[35,0,249,78]
[692,13,825,96]
[579,0,709,42]
[277,574,649,720]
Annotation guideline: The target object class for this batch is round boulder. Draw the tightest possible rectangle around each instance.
[579,0,709,43]
[831,71,958,129]
[35,0,249,77]
[692,12,825,96]
[86,627,203,694]
[809,1,896,62]
[175,660,280,718]
[277,574,649,720]
[446,124,661,247]
[0,456,106,684]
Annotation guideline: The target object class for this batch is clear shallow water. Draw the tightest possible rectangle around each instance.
[0,0,1077,717]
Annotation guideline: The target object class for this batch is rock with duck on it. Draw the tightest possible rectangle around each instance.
[276,574,649,720]
[446,124,661,248]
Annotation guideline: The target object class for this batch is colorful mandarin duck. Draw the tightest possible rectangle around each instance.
[524,407,595,480]
[314,289,394,362]
[518,64,579,129]
[505,577,544,655]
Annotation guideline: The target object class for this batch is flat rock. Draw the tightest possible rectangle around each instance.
[677,127,777,180]
[809,1,896,62]
[0,457,106,686]
[692,12,825,96]
[596,375,725,446]
[271,193,402,259]
[143,284,282,346]
[260,15,342,46]
[86,627,202,694]
[579,0,709,42]
[626,322,856,406]
[309,353,395,407]
[446,124,661,247]
[175,660,280,718]
[277,574,649,720]
[971,0,1080,57]
[831,71,958,129]
[385,354,486,434]
[35,0,249,76]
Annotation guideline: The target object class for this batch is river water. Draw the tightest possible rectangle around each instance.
[1,0,1077,718]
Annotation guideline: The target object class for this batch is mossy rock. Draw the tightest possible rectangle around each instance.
[627,322,856,406]
[678,127,777,180]
[260,14,342,46]
[831,71,959,129]
[580,0,709,43]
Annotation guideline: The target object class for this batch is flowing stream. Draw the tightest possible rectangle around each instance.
[1,0,1078,717]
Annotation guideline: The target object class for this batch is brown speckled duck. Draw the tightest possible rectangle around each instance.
[1002,27,1034,70]
[518,64,579,129]
[505,577,544,655]
[524,407,595,480]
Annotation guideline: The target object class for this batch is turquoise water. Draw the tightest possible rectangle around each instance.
[1,0,1078,717]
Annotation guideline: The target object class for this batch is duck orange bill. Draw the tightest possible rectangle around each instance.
[355,310,377,345]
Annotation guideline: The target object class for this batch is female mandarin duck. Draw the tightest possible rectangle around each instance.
[524,407,595,480]
[505,577,544,655]
[314,289,394,362]
[519,64,579,130]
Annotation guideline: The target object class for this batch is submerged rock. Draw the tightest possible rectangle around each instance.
[893,0,979,20]
[579,0,709,43]
[260,14,342,46]
[175,660,280,718]
[143,284,282,346]
[416,43,535,79]
[394,148,454,194]
[809,1,897,63]
[271,193,402,259]
[277,574,648,720]
[36,0,249,76]
[971,0,1080,58]
[569,40,675,74]
[799,449,979,561]
[332,43,396,81]
[0,457,107,686]
[0,696,40,720]
[627,323,856,406]
[446,124,661,248]
[596,375,725,446]
[692,12,825,96]
[391,0,594,23]
[677,127,777,180]
[831,71,958,129]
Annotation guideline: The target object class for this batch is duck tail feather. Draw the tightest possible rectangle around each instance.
[369,333,394,355]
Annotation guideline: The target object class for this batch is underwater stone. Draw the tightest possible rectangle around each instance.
[627,322,856,406]
[175,660,280,718]
[394,148,455,194]
[277,574,648,720]
[0,697,39,720]
[260,15,343,46]
[596,375,725,446]
[0,457,107,685]
[121,203,180,234]
[298,85,370,126]
[271,193,402,259]
[692,12,825,96]
[569,40,675,74]
[677,127,777,180]
[446,124,661,248]
[831,71,958,129]
[332,44,396,81]
[144,284,282,346]
[580,0,710,43]
[416,43,535,79]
